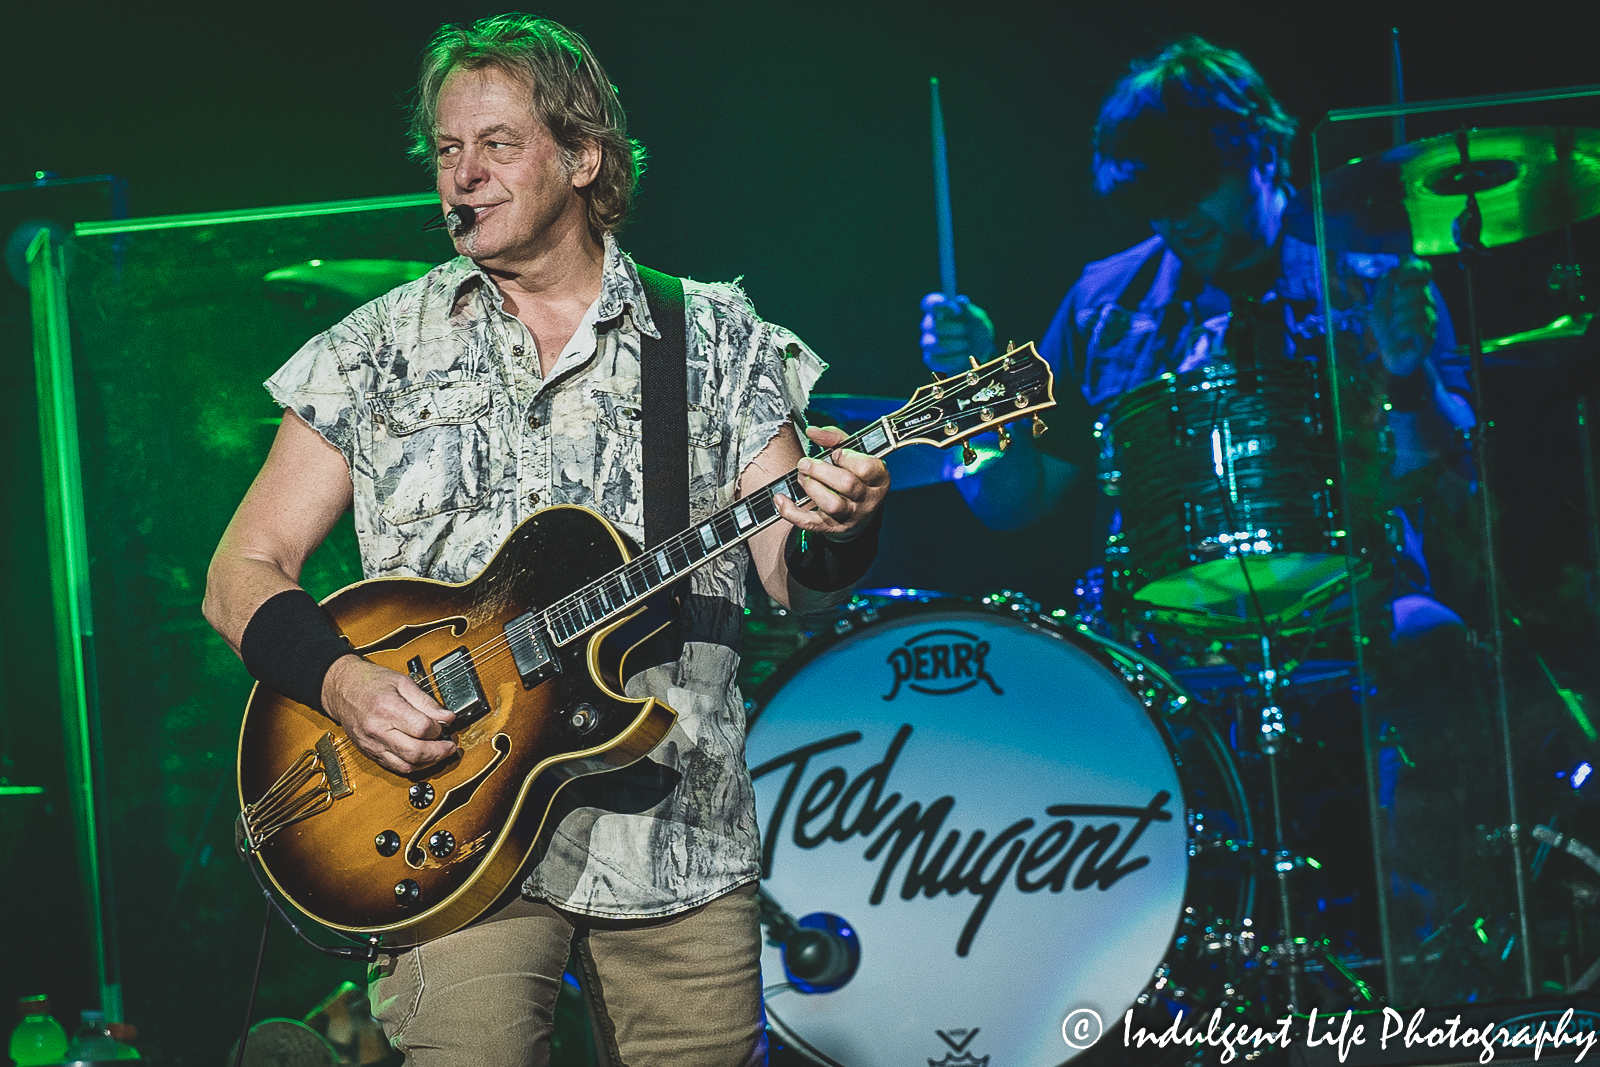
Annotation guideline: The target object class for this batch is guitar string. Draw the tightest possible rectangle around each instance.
[415,446,836,700]
[413,358,1042,702]
[418,386,954,696]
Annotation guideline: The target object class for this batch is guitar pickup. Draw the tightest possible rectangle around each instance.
[505,611,559,689]
[430,647,489,730]
[407,656,438,702]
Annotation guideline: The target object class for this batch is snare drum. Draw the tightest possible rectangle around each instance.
[1099,359,1370,634]
[748,599,1250,1066]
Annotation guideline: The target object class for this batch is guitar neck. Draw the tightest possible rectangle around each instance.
[542,420,893,646]
[539,342,1054,646]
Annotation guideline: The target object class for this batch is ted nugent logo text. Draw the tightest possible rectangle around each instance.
[751,724,1173,957]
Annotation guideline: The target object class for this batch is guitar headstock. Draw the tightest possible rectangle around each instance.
[886,342,1056,450]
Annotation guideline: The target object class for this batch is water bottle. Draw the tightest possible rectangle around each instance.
[9,995,69,1067]
[64,1010,121,1062]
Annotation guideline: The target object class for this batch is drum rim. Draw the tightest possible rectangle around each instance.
[750,595,1195,743]
[1101,356,1327,417]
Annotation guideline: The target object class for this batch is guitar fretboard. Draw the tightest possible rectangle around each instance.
[541,419,894,645]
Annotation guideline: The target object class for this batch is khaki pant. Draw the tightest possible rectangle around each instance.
[369,883,765,1067]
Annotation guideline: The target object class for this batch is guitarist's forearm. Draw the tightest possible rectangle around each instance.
[778,511,883,614]
[203,554,308,657]
[203,409,354,653]
[783,577,862,616]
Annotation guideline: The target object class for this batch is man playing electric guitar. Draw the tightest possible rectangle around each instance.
[202,15,888,1067]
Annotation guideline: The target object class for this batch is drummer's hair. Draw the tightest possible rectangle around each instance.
[408,14,647,242]
[1093,37,1297,220]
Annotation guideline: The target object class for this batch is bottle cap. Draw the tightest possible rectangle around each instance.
[80,1008,105,1026]
[17,994,51,1016]
[108,1023,138,1044]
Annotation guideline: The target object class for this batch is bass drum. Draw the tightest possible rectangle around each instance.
[748,597,1252,1067]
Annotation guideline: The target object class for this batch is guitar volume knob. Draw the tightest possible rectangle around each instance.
[427,830,456,859]
[408,782,435,809]
[394,879,421,906]
[374,830,401,857]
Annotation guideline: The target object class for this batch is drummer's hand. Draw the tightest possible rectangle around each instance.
[920,292,997,375]
[775,426,890,539]
[1371,258,1437,377]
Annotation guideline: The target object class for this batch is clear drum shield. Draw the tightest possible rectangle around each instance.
[1311,86,1600,1005]
[51,195,451,1058]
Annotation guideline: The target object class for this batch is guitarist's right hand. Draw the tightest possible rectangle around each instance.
[321,655,458,774]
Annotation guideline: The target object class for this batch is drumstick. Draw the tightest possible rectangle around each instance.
[930,77,958,300]
[1388,27,1406,147]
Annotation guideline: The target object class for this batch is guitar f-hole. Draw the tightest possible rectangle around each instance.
[405,733,513,868]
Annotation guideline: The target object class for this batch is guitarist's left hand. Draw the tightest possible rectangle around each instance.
[774,425,891,539]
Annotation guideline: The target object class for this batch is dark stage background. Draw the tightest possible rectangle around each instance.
[2,1,1597,1063]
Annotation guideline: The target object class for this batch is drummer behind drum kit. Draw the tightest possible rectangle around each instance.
[750,123,1600,1065]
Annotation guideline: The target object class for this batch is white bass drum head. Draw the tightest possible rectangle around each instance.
[749,606,1194,1066]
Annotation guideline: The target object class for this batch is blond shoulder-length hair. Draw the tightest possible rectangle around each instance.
[408,14,647,241]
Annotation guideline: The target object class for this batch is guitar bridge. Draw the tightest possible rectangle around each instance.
[238,731,352,851]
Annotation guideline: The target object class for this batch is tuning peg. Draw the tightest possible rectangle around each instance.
[997,426,1012,452]
[1006,340,1016,353]
[962,443,978,466]
[1032,415,1047,438]
[969,356,982,371]
[930,370,947,381]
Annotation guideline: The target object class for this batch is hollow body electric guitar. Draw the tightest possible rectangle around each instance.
[236,345,1055,946]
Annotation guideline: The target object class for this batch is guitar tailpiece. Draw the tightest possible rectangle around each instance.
[238,731,351,849]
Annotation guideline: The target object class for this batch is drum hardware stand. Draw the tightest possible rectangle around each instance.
[1530,826,1600,991]
[1453,126,1536,998]
[1556,224,1598,619]
[1254,630,1307,1014]
[1580,398,1600,623]
[1197,355,1309,1013]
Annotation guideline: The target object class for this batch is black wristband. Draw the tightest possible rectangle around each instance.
[1386,369,1428,412]
[785,509,883,593]
[239,589,354,713]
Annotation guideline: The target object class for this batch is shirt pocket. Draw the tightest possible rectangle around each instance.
[591,390,727,535]
[368,381,495,525]
[1084,303,1164,405]
[595,390,726,449]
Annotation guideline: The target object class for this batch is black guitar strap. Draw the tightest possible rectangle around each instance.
[635,265,689,550]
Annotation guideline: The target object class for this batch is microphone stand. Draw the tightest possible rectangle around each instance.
[1452,128,1536,999]
[757,887,859,992]
[228,815,381,1067]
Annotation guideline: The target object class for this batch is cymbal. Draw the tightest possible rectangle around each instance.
[263,259,438,303]
[1385,126,1600,255]
[1484,312,1594,353]
[805,393,1007,490]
